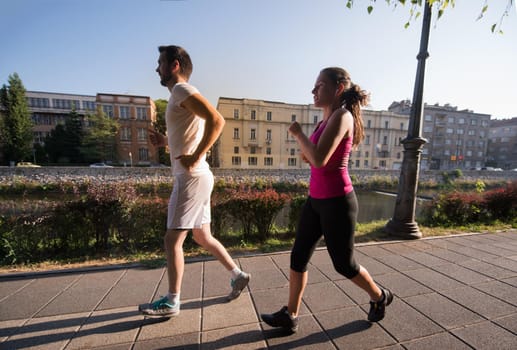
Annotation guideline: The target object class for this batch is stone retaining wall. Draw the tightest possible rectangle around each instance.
[0,166,514,185]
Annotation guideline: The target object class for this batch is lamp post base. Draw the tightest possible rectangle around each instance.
[385,218,422,240]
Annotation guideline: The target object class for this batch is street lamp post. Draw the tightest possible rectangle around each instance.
[385,1,432,239]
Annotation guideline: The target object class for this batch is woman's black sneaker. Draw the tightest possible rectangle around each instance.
[368,288,393,322]
[261,306,299,333]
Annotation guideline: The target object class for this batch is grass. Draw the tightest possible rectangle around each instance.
[1,220,514,274]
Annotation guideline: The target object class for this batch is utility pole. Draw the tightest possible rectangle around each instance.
[385,1,432,239]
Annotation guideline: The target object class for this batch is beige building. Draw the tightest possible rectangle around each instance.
[26,91,158,165]
[215,97,409,170]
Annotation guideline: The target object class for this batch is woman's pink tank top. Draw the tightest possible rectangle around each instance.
[308,120,353,199]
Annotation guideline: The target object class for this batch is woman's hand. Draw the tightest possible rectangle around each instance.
[288,121,303,137]
[148,128,167,148]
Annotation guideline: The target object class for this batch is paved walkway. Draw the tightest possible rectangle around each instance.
[1,231,516,350]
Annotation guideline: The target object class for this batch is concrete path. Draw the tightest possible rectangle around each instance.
[1,231,516,350]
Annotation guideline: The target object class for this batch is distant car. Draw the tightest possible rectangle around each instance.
[89,163,114,168]
[16,162,41,167]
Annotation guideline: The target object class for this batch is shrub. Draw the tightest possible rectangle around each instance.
[288,195,307,233]
[421,191,485,227]
[483,181,517,222]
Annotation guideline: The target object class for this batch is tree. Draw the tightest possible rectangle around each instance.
[0,73,33,165]
[152,99,170,165]
[81,109,119,163]
[44,108,85,163]
[345,0,515,33]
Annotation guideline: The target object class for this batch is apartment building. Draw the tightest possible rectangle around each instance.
[215,97,409,170]
[487,117,517,169]
[389,100,491,170]
[26,91,158,165]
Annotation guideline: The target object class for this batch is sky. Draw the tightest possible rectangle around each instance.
[1,0,516,119]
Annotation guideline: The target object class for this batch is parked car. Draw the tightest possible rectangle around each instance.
[89,163,113,168]
[16,162,41,167]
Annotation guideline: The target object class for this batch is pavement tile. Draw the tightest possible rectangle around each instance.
[432,263,494,285]
[201,293,257,331]
[66,307,142,350]
[449,246,500,261]
[451,321,517,350]
[203,260,235,298]
[334,279,370,305]
[355,254,396,276]
[136,300,201,340]
[502,276,517,287]
[473,280,517,306]
[373,298,443,342]
[201,323,266,349]
[459,259,516,280]
[380,243,418,255]
[313,262,346,281]
[481,257,517,273]
[424,248,474,264]
[0,318,26,343]
[97,268,164,310]
[36,270,126,317]
[314,307,397,350]
[251,287,310,318]
[0,278,34,301]
[493,313,517,334]
[404,292,484,330]
[155,263,202,300]
[470,243,517,258]
[302,281,355,313]
[404,268,466,292]
[401,251,450,267]
[87,343,132,350]
[375,254,424,272]
[0,274,79,321]
[133,332,199,350]
[401,332,472,350]
[356,244,394,258]
[262,314,333,350]
[239,255,280,273]
[2,311,88,350]
[440,286,517,319]
[373,272,432,298]
[246,268,288,292]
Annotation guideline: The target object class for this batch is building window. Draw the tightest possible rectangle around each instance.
[250,129,256,140]
[288,158,297,166]
[365,135,370,145]
[234,146,239,154]
[355,160,360,168]
[470,119,477,126]
[448,117,455,123]
[266,129,272,142]
[446,128,454,134]
[28,97,50,108]
[138,148,149,161]
[232,156,241,165]
[397,152,401,159]
[266,111,272,121]
[250,146,256,154]
[119,106,130,119]
[120,127,131,141]
[290,148,296,156]
[291,114,296,122]
[234,109,239,119]
[251,110,256,120]
[137,128,146,141]
[364,160,369,167]
[248,157,257,166]
[136,107,147,120]
[384,121,389,129]
[457,129,464,135]
[367,120,371,128]
[383,136,388,145]
[313,115,318,124]
[266,147,271,155]
[264,157,273,166]
[425,114,432,121]
[233,128,240,139]
[365,151,369,158]
[102,105,114,118]
[83,101,95,110]
[468,130,476,136]
[400,122,404,130]
[458,118,465,124]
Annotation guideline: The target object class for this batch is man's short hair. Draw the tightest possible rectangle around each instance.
[158,45,193,80]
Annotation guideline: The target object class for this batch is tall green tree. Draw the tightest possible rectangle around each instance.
[44,109,85,163]
[0,73,33,165]
[152,99,170,165]
[81,109,119,163]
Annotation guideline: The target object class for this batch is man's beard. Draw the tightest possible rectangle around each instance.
[160,73,172,87]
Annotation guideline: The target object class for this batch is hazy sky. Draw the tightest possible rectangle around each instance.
[1,0,516,119]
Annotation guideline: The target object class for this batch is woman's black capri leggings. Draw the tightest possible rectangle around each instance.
[290,191,360,279]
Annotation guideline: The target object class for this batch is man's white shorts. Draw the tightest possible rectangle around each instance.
[167,172,213,230]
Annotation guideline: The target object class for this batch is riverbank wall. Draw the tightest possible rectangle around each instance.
[1,167,514,185]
